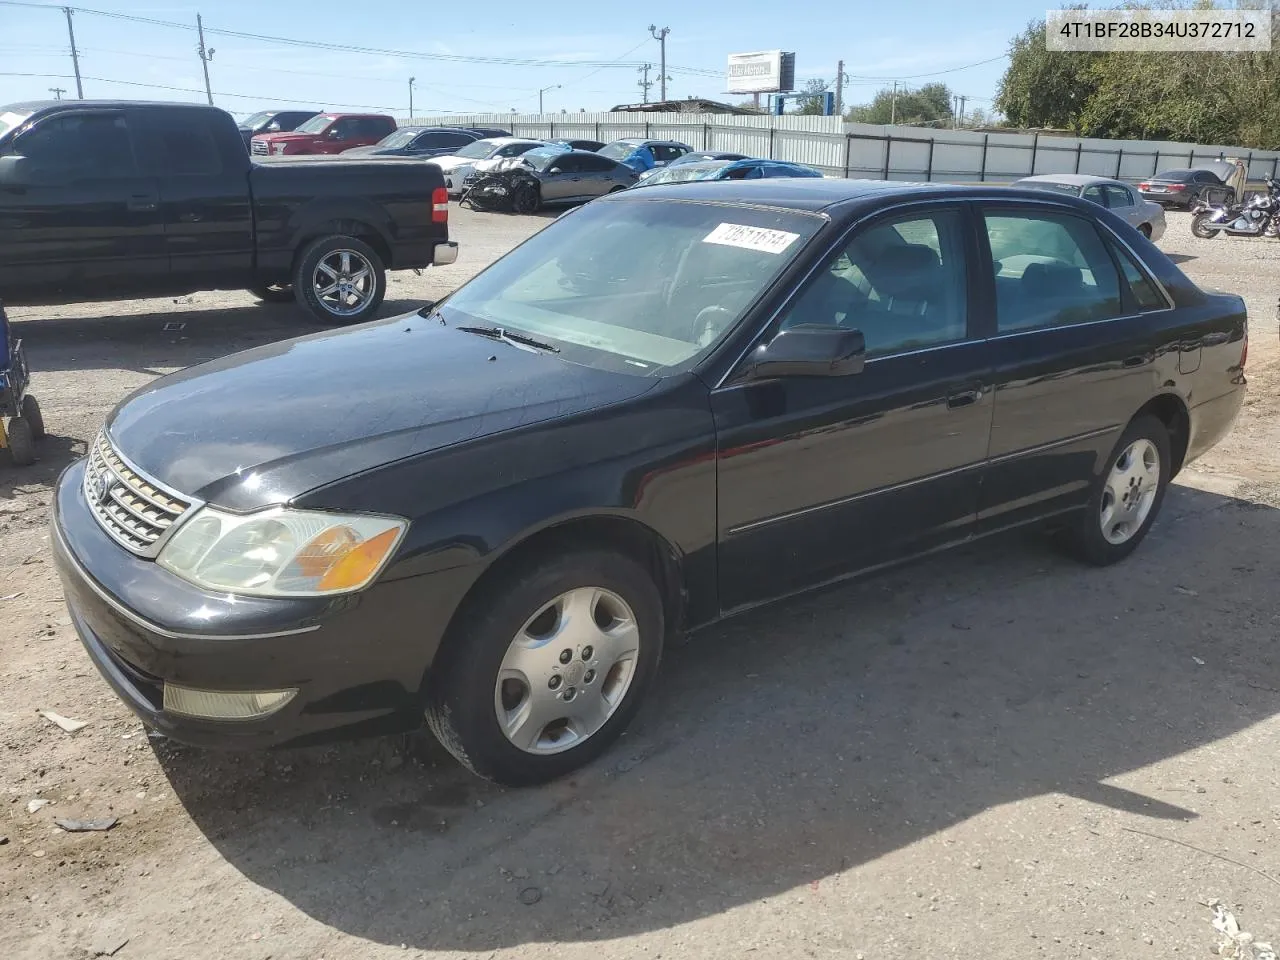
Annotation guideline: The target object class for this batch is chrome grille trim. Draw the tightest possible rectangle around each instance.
[82,432,202,558]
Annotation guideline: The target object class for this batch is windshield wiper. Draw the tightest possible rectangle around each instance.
[455,324,560,354]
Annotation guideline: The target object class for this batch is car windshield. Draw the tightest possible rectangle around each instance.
[599,141,639,160]
[643,162,731,185]
[1017,180,1083,196]
[1155,169,1194,181]
[435,198,824,376]
[0,110,32,139]
[239,111,275,130]
[293,115,335,134]
[377,128,421,148]
[454,139,504,159]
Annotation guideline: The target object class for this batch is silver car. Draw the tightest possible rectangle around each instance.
[1012,174,1166,242]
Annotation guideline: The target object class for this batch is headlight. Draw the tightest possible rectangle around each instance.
[157,506,407,597]
[273,143,287,155]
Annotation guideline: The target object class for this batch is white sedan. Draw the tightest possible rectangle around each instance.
[431,137,548,195]
[1012,174,1166,242]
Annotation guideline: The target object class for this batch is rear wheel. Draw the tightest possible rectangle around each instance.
[1191,212,1221,239]
[5,417,35,466]
[19,395,44,439]
[1058,415,1170,566]
[249,283,294,304]
[425,549,664,786]
[293,235,387,325]
[1137,223,1152,239]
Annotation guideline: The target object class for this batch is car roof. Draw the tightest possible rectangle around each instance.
[1016,174,1126,188]
[479,137,544,145]
[603,178,1110,217]
[5,99,227,113]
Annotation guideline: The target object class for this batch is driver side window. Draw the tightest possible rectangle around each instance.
[779,209,969,357]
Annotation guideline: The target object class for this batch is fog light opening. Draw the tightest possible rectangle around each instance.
[162,684,297,721]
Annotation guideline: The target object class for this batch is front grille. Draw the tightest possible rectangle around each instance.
[251,140,268,155]
[82,432,195,557]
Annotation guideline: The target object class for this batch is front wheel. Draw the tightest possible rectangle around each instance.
[1058,415,1171,566]
[511,181,540,214]
[1191,212,1221,239]
[5,416,35,466]
[294,235,387,325]
[425,550,664,786]
[19,395,44,439]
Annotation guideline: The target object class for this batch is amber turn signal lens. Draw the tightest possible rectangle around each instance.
[316,527,402,591]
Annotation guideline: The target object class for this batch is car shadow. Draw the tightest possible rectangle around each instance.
[154,484,1280,951]
[1167,253,1198,264]
[12,298,426,377]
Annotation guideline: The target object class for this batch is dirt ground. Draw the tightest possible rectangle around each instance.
[3,207,1280,960]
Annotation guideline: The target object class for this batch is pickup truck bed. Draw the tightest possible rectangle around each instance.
[0,100,455,325]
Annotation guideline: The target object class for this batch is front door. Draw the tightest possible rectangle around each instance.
[0,109,166,303]
[976,204,1165,527]
[713,205,995,611]
[539,154,582,203]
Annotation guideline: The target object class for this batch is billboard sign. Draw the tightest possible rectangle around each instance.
[726,51,796,94]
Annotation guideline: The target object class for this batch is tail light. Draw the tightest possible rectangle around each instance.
[1138,182,1150,190]
[1167,184,1186,191]
[1241,326,1248,370]
[431,186,449,224]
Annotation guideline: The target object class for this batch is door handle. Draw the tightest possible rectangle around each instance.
[178,212,203,223]
[947,388,983,409]
[127,194,157,212]
[1122,355,1148,368]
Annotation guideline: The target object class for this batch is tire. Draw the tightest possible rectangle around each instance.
[5,416,35,466]
[1058,415,1171,567]
[425,549,664,786]
[19,395,44,439]
[249,283,294,304]
[293,235,387,326]
[1191,212,1221,239]
[511,181,540,214]
[1137,223,1152,239]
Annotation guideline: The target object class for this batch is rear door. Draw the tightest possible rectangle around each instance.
[713,204,995,610]
[576,154,623,197]
[133,107,253,289]
[0,109,166,301]
[976,203,1163,528]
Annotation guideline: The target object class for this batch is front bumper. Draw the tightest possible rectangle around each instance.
[52,459,464,749]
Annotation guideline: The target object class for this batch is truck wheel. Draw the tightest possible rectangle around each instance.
[294,236,387,325]
[20,395,45,439]
[6,417,35,466]
[249,283,294,304]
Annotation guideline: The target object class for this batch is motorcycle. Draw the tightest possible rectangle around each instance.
[459,164,541,214]
[1190,177,1280,239]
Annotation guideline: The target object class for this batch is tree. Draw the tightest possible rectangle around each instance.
[994,15,1098,130]
[795,78,831,115]
[845,82,956,126]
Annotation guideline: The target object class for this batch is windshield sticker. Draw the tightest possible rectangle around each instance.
[703,223,800,255]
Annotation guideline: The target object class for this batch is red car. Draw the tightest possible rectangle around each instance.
[251,113,396,157]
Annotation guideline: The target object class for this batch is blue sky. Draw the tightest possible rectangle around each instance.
[1,0,1041,119]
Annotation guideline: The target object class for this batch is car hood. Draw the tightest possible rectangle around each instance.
[253,131,321,144]
[105,311,657,511]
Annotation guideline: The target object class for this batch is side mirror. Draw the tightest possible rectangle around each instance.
[745,325,866,379]
[0,154,31,187]
[548,167,562,174]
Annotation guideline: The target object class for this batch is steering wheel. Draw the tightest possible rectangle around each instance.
[692,305,735,347]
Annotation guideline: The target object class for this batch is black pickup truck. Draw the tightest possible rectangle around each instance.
[0,101,456,325]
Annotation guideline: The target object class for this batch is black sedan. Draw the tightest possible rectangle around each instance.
[1137,168,1228,208]
[53,180,1247,786]
[340,125,481,159]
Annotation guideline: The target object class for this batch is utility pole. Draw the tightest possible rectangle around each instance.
[890,81,899,125]
[48,86,66,100]
[408,77,416,118]
[648,25,670,102]
[637,63,653,104]
[62,7,83,99]
[195,14,214,105]
[957,95,967,128]
[834,60,845,118]
[538,84,560,114]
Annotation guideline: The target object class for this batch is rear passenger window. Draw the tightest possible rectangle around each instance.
[985,212,1122,333]
[1109,240,1169,312]
[147,113,222,176]
[1103,185,1134,208]
[780,209,968,356]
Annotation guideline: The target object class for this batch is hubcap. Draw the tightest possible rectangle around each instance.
[312,249,375,317]
[494,586,640,755]
[1099,438,1161,545]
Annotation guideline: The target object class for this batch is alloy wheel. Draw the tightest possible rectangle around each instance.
[1099,438,1161,545]
[311,249,375,318]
